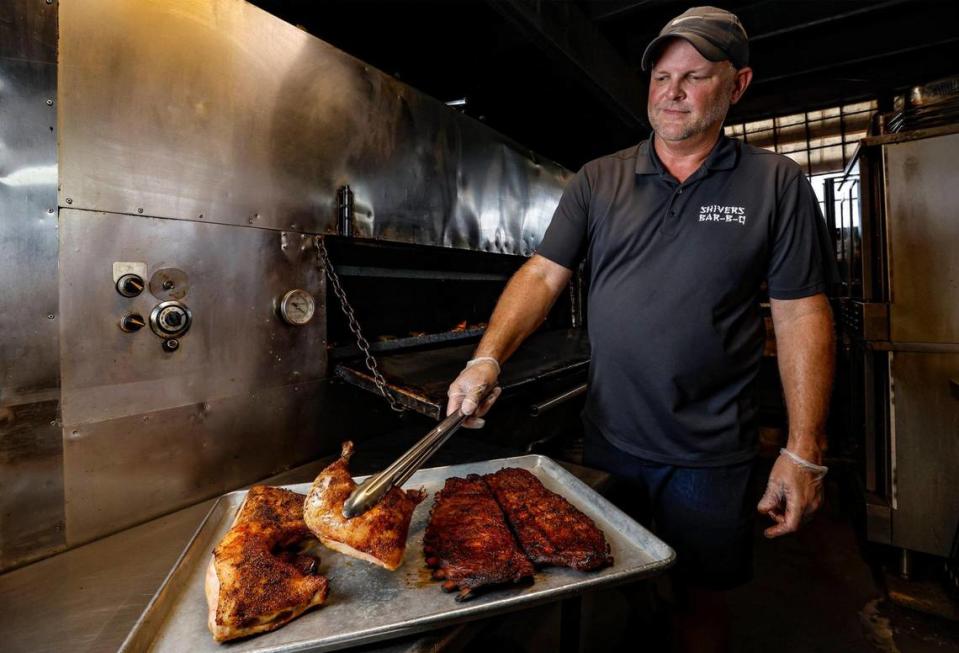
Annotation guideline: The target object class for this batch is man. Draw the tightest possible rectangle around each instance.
[447,6,836,651]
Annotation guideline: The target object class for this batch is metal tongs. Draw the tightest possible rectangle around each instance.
[341,408,470,518]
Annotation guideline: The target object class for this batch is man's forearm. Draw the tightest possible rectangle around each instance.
[473,255,572,365]
[770,294,836,464]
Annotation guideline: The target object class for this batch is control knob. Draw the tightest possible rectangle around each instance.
[149,301,192,338]
[116,273,145,298]
[119,313,146,332]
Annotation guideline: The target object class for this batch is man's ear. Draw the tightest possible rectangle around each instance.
[730,66,753,105]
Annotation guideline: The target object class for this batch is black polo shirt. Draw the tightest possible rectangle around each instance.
[537,135,835,466]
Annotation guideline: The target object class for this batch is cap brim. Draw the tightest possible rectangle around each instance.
[641,33,728,72]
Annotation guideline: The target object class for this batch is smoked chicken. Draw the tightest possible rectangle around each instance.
[303,441,426,571]
[205,485,329,642]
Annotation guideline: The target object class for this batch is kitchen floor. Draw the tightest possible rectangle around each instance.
[458,452,959,653]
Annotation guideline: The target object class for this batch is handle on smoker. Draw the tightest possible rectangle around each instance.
[342,409,469,518]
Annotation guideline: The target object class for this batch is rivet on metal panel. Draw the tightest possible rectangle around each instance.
[47,208,54,214]
[47,314,55,319]
[197,213,204,220]
[137,208,144,214]
[65,198,73,204]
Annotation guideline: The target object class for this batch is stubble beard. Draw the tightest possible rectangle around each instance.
[649,88,733,142]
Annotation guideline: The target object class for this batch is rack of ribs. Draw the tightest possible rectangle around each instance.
[483,467,613,571]
[423,474,535,601]
[304,441,427,571]
[205,485,329,643]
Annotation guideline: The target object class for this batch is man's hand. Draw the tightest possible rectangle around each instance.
[446,359,502,429]
[756,451,825,538]
[444,255,571,429]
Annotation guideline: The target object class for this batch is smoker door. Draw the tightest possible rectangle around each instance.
[883,133,959,344]
[888,351,959,556]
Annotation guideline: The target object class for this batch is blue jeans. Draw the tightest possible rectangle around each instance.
[583,424,758,590]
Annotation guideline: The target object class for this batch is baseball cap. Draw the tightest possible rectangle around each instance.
[641,6,749,71]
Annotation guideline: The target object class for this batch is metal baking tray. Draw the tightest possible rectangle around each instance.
[120,455,675,652]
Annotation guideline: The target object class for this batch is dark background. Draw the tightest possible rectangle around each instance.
[251,0,959,169]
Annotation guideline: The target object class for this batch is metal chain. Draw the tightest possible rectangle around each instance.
[314,236,406,413]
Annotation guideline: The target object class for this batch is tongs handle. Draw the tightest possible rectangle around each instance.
[342,409,469,518]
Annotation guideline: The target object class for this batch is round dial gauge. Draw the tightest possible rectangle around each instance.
[279,289,315,326]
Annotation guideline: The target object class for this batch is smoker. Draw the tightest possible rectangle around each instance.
[833,124,959,570]
[0,0,592,576]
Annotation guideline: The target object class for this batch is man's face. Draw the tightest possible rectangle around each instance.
[647,38,739,142]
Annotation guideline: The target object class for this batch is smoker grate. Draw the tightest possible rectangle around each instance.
[336,328,590,419]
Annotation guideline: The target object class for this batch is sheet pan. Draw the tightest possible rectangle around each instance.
[120,455,674,652]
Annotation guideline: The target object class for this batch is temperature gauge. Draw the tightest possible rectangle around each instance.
[279,289,315,326]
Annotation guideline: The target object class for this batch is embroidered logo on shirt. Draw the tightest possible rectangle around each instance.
[698,205,747,225]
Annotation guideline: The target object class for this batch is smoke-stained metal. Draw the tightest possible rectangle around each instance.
[884,133,959,343]
[57,0,570,254]
[58,210,327,427]
[0,0,64,570]
[1,0,571,570]
[57,209,332,543]
[337,185,355,237]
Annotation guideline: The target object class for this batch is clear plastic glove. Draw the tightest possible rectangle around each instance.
[445,358,503,429]
[756,449,826,538]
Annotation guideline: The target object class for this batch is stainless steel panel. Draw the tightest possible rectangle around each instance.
[0,0,57,62]
[120,456,674,653]
[0,31,59,400]
[58,209,335,545]
[889,352,959,556]
[865,496,892,545]
[883,133,959,343]
[61,377,401,547]
[58,0,570,254]
[0,401,65,569]
[58,210,326,427]
[0,0,64,571]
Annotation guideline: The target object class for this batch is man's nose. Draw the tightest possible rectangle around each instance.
[665,79,685,100]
